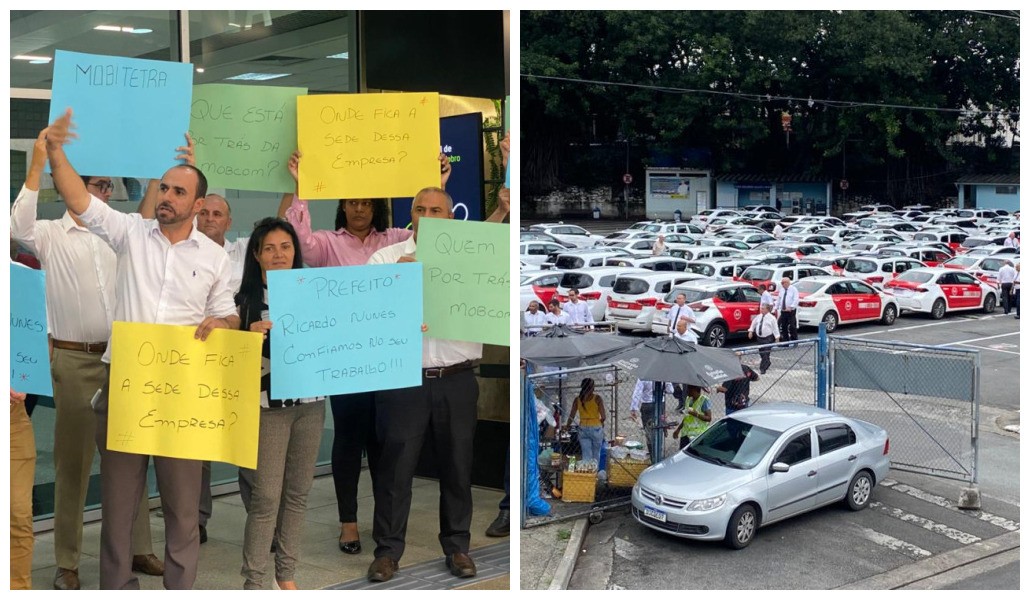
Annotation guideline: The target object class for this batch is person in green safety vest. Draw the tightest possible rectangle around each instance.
[672,385,712,450]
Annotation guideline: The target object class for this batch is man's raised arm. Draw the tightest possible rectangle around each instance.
[44,108,91,216]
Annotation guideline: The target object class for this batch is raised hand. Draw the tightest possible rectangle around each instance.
[176,133,196,166]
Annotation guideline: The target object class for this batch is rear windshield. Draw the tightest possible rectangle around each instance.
[664,288,714,303]
[846,259,877,273]
[686,263,716,276]
[560,273,595,289]
[794,280,824,294]
[612,278,650,295]
[800,258,833,267]
[896,270,934,284]
[740,267,774,281]
[946,256,978,268]
[913,233,937,242]
[962,238,992,248]
[555,256,586,270]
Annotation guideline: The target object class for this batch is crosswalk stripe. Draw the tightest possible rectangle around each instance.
[880,479,1020,532]
[869,502,982,544]
[856,526,932,559]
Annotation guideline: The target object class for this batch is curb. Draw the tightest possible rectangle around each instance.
[548,517,589,590]
[836,530,1020,590]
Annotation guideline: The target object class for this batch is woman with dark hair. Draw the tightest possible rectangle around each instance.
[280,153,454,554]
[236,217,325,590]
[564,378,606,465]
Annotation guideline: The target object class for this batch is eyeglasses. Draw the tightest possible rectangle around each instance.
[88,181,114,193]
[345,200,373,209]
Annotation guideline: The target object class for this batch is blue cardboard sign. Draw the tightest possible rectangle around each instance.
[48,50,193,179]
[266,264,423,398]
[10,264,53,396]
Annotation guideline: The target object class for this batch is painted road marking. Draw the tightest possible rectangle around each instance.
[944,332,1019,345]
[880,479,1020,531]
[856,526,932,559]
[848,314,1005,338]
[869,502,982,544]
[954,344,1020,355]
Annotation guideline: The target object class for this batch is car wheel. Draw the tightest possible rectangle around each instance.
[724,504,758,549]
[703,323,727,348]
[881,304,897,325]
[846,471,874,511]
[822,311,838,332]
[931,299,947,320]
[983,293,996,314]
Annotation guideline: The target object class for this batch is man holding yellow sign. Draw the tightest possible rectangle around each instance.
[46,108,245,591]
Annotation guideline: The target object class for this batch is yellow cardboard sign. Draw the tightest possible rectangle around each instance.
[107,322,263,469]
[296,92,441,199]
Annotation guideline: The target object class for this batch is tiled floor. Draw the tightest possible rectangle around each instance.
[29,471,508,590]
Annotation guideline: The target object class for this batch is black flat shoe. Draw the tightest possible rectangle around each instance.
[340,539,362,554]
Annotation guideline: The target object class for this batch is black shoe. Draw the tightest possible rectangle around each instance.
[199,524,208,544]
[446,553,477,578]
[339,540,361,554]
[486,510,510,537]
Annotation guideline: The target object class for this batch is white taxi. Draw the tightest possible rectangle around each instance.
[606,272,706,332]
[651,280,764,346]
[793,277,900,332]
[883,268,999,319]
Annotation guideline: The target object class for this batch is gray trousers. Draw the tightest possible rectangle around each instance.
[52,348,153,570]
[94,377,202,590]
[241,402,325,589]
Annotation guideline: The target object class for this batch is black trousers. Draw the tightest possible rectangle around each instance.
[757,335,775,372]
[372,370,478,561]
[1001,283,1013,314]
[778,310,798,341]
[330,392,381,523]
[640,402,657,458]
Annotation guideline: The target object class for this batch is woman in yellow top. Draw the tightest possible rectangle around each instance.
[673,385,712,450]
[565,378,607,465]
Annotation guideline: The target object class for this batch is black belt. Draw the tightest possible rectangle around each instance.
[422,360,475,379]
[51,338,108,354]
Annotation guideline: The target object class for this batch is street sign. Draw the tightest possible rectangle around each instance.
[623,173,633,185]
[840,179,849,191]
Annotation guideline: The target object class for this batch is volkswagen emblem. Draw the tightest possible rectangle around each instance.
[655,495,664,506]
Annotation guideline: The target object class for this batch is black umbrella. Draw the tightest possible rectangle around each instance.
[521,325,639,368]
[606,336,745,387]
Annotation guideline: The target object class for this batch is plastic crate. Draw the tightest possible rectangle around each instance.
[561,470,597,503]
[608,457,650,487]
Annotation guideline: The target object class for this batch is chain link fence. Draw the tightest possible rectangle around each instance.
[829,336,980,483]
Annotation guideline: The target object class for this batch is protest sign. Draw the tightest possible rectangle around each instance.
[107,322,262,469]
[417,218,510,346]
[266,263,423,398]
[190,84,306,193]
[48,50,193,179]
[296,92,440,199]
[9,264,53,396]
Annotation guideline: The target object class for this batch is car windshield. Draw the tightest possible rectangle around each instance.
[686,419,781,469]
[555,257,586,270]
[664,288,713,303]
[643,224,663,233]
[845,259,877,273]
[686,263,715,276]
[793,280,824,294]
[628,223,649,230]
[612,278,650,295]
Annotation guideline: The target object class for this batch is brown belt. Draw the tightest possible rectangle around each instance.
[51,338,108,354]
[422,360,476,379]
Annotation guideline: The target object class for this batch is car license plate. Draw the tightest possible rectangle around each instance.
[643,506,667,523]
[892,289,911,297]
[613,302,629,309]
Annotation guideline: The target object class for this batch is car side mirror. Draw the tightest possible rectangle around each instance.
[770,462,790,473]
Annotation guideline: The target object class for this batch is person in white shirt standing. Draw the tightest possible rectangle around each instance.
[997,260,1017,315]
[545,298,570,327]
[1003,232,1019,248]
[46,108,240,590]
[652,234,666,256]
[11,128,162,590]
[748,303,780,374]
[1014,263,1021,320]
[773,222,784,240]
[665,293,695,338]
[672,317,699,343]
[562,288,594,328]
[775,276,800,341]
[523,300,548,336]
[758,283,774,309]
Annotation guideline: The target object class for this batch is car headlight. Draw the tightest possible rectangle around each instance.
[685,494,726,511]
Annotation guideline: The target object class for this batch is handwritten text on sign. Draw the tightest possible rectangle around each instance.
[48,50,193,179]
[266,264,423,398]
[296,92,440,199]
[9,264,53,396]
[108,322,262,469]
[417,219,511,347]
[190,84,306,194]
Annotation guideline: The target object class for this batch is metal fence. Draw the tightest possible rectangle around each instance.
[829,336,980,484]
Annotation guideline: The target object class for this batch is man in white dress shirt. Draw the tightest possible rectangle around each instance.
[748,303,780,374]
[366,186,497,583]
[665,293,695,337]
[758,283,774,310]
[1003,232,1019,248]
[10,129,161,590]
[672,317,698,343]
[523,300,548,335]
[47,108,240,590]
[562,288,594,327]
[997,260,1017,315]
[775,276,800,341]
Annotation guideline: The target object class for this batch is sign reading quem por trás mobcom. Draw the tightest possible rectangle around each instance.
[48,50,193,179]
[266,263,424,399]
[190,83,307,194]
[417,218,511,347]
[108,322,263,469]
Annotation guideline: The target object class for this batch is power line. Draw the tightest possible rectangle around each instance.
[521,73,1019,118]
[967,10,1021,21]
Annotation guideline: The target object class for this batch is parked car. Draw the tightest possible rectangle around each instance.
[606,272,705,332]
[736,264,834,293]
[668,246,746,261]
[555,267,650,322]
[877,246,953,268]
[519,241,568,266]
[602,256,689,272]
[541,247,630,271]
[794,277,899,332]
[632,404,890,548]
[884,267,999,318]
[683,259,758,281]
[519,270,564,312]
[841,256,926,287]
[652,280,764,346]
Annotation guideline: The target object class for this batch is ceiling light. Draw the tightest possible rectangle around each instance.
[13,55,51,62]
[196,67,205,73]
[224,73,291,81]
[29,59,50,65]
[94,25,123,31]
[94,25,151,34]
[326,52,350,60]
[132,28,153,34]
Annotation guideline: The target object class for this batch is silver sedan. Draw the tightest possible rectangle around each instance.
[630,403,890,549]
